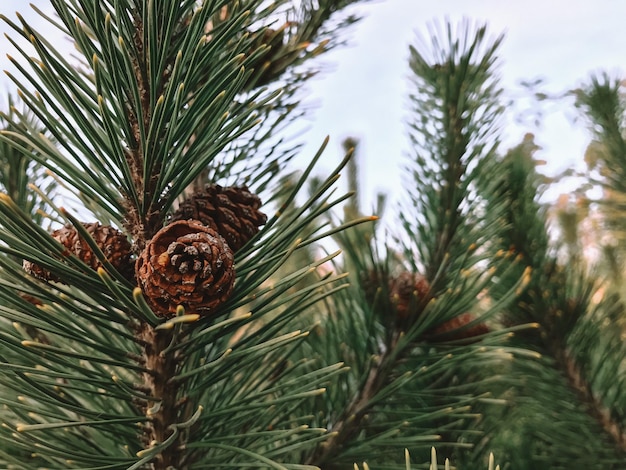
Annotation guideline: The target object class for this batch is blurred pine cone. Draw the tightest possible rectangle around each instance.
[389,271,431,321]
[429,312,489,343]
[23,222,132,282]
[170,184,267,252]
[136,220,235,317]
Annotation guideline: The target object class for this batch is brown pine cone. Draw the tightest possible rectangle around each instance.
[170,184,267,252]
[23,222,132,282]
[429,312,489,343]
[389,271,431,321]
[136,220,235,317]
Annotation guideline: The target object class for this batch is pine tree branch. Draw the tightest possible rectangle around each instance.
[556,347,626,452]
[0,94,56,228]
[243,0,369,90]
[485,133,626,466]
[402,20,505,288]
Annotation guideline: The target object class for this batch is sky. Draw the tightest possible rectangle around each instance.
[1,1,625,214]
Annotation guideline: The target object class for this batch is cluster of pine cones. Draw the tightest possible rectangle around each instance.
[23,185,267,318]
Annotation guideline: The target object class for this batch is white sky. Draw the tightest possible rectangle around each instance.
[300,0,626,212]
[1,1,625,214]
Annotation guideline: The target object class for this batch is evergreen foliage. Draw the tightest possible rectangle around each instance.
[0,2,624,470]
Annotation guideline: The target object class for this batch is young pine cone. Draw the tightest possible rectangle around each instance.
[136,220,235,317]
[389,271,431,321]
[23,222,132,282]
[170,184,266,252]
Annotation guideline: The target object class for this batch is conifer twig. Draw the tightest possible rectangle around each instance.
[557,348,626,452]
[306,331,402,468]
[137,323,184,469]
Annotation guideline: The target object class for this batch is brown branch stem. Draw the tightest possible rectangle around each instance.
[138,323,184,469]
[306,332,402,468]
[555,347,626,453]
